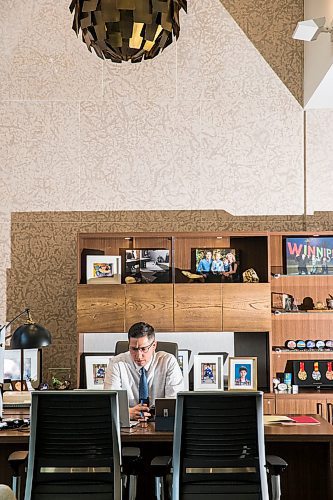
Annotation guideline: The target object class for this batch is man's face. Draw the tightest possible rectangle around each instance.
[129,335,157,367]
[240,369,247,379]
[206,251,212,260]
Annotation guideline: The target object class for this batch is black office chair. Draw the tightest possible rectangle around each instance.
[115,340,178,358]
[24,391,122,500]
[168,391,287,500]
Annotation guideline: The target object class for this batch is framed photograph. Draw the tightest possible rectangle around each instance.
[228,357,257,391]
[85,355,114,390]
[4,349,41,388]
[192,248,239,282]
[178,349,190,391]
[284,236,333,275]
[193,354,224,391]
[122,248,171,283]
[86,255,121,284]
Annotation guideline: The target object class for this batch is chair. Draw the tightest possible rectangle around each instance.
[115,340,178,358]
[24,391,122,500]
[171,391,287,500]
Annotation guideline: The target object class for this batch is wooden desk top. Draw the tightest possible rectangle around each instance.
[1,416,333,445]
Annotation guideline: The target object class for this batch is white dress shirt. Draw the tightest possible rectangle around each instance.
[104,351,184,407]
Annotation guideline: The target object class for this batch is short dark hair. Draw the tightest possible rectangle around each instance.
[239,366,248,372]
[128,322,155,341]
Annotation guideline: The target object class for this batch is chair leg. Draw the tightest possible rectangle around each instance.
[128,474,137,500]
[270,474,281,500]
[154,476,165,500]
[12,476,21,500]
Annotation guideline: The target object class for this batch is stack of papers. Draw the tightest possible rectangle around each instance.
[264,415,293,425]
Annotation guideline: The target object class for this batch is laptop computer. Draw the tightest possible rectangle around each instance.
[155,398,176,431]
[114,389,138,428]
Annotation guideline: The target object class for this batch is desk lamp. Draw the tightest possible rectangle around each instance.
[0,308,52,392]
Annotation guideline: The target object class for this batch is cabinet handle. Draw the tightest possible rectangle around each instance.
[327,403,332,423]
[317,402,323,417]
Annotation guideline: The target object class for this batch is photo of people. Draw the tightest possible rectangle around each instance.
[93,262,114,278]
[201,362,216,384]
[285,237,333,275]
[194,248,239,282]
[228,357,257,391]
[234,364,251,386]
[93,363,107,385]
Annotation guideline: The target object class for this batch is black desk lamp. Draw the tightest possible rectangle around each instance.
[0,308,52,390]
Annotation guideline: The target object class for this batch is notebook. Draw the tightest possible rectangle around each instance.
[281,415,320,425]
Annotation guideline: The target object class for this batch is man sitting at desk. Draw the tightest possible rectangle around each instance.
[104,322,184,420]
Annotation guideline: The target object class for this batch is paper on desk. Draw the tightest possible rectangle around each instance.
[264,415,293,425]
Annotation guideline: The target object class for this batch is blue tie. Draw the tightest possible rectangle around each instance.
[139,367,149,403]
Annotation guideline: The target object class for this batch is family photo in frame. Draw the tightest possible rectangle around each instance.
[228,357,257,391]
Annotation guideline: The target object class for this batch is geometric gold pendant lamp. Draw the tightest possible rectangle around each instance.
[69,0,187,63]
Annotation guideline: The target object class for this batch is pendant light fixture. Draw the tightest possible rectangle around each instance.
[69,0,187,63]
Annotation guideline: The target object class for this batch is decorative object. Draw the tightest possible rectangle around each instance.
[193,354,224,391]
[242,268,259,283]
[86,255,121,284]
[0,308,51,391]
[181,271,204,283]
[228,357,257,391]
[48,368,72,390]
[85,355,114,390]
[69,0,187,63]
[177,349,189,391]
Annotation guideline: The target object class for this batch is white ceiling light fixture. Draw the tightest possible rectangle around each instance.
[292,17,333,42]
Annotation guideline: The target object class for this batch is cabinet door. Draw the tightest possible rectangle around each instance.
[264,397,275,415]
[125,284,174,331]
[77,284,126,332]
[174,284,222,331]
[275,397,326,419]
[222,283,271,331]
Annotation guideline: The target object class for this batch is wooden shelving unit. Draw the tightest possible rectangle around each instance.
[76,230,333,413]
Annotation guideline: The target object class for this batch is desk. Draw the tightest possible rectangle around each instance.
[1,416,332,500]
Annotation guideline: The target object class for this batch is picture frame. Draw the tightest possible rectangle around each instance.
[193,354,224,391]
[228,357,257,391]
[122,248,171,284]
[4,349,41,389]
[191,248,239,283]
[85,355,114,390]
[178,349,190,391]
[86,255,121,284]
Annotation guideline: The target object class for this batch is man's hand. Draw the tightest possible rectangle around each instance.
[129,403,151,421]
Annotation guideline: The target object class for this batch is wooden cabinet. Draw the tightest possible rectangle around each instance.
[263,395,275,415]
[275,394,326,419]
[174,284,222,331]
[125,284,174,331]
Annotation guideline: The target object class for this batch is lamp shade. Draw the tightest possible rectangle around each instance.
[69,0,187,63]
[10,323,52,350]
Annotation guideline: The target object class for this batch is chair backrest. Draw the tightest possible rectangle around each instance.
[172,391,269,500]
[25,391,122,500]
[115,340,178,358]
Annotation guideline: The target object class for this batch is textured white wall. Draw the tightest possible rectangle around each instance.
[0,0,308,321]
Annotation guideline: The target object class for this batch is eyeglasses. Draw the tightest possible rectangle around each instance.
[129,341,155,353]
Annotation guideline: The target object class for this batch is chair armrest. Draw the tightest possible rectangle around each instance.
[265,455,288,475]
[151,456,172,476]
[8,451,29,476]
